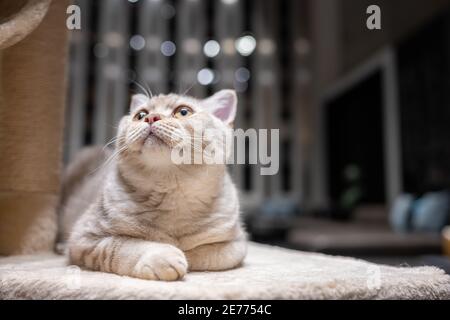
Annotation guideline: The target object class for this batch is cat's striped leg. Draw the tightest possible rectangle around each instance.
[184,238,247,271]
[68,235,188,281]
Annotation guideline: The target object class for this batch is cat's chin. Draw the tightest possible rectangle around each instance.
[142,133,168,149]
[139,137,173,165]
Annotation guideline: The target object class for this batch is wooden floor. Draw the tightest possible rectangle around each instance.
[247,204,447,273]
[286,215,442,256]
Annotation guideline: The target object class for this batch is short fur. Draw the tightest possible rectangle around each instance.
[63,90,247,280]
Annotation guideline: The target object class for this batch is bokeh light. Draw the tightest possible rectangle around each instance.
[203,40,221,58]
[235,35,256,56]
[235,67,251,82]
[160,41,176,56]
[221,0,238,5]
[160,4,176,19]
[130,35,145,51]
[197,68,215,86]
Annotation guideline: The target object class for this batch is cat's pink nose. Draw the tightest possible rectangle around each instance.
[145,115,161,124]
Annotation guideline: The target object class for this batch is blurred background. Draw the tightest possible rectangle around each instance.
[65,0,450,271]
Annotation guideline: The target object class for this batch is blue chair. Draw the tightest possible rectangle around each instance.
[390,193,415,232]
[412,191,450,232]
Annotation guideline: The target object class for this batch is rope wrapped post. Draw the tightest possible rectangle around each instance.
[0,0,69,254]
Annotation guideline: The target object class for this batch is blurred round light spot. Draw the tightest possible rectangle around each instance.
[197,68,215,86]
[221,38,235,56]
[146,36,160,51]
[235,67,250,82]
[183,38,201,54]
[235,35,256,56]
[128,0,139,3]
[104,32,124,47]
[130,35,145,51]
[161,4,176,19]
[258,38,275,55]
[93,43,108,58]
[161,41,176,56]
[203,40,220,58]
[222,0,238,5]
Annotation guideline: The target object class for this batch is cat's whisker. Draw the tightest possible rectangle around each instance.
[151,129,210,159]
[156,124,206,143]
[158,130,210,155]
[127,128,145,144]
[142,79,153,99]
[180,79,196,97]
[134,70,154,98]
[89,148,124,175]
[131,79,150,99]
[159,126,208,143]
[102,145,128,166]
[103,136,124,151]
[92,128,145,174]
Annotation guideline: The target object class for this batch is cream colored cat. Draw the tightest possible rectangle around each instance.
[62,89,247,281]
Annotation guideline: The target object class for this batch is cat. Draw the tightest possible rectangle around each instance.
[61,89,247,281]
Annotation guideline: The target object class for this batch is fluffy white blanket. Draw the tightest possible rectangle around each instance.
[1,242,449,299]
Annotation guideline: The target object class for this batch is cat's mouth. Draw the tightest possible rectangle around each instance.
[147,130,163,142]
[144,127,168,148]
[143,123,183,150]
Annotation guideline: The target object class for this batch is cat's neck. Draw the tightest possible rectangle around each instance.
[114,157,226,196]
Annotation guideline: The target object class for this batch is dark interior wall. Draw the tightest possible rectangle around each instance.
[340,0,450,72]
[397,10,450,194]
[326,71,385,205]
[308,0,450,209]
[332,1,450,196]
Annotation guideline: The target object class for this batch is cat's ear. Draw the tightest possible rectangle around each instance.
[129,94,149,113]
[202,89,237,125]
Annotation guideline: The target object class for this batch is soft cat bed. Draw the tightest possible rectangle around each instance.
[1,242,449,299]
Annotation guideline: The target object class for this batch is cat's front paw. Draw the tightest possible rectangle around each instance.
[133,245,188,281]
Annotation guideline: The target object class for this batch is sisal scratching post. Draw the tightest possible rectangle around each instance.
[0,0,69,254]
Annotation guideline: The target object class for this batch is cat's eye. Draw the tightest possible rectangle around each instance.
[135,110,148,121]
[173,106,193,119]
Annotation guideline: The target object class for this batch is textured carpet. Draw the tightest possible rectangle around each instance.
[0,242,449,299]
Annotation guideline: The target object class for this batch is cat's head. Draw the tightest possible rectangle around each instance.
[116,89,237,167]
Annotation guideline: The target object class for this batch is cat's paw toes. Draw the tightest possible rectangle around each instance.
[133,248,188,281]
